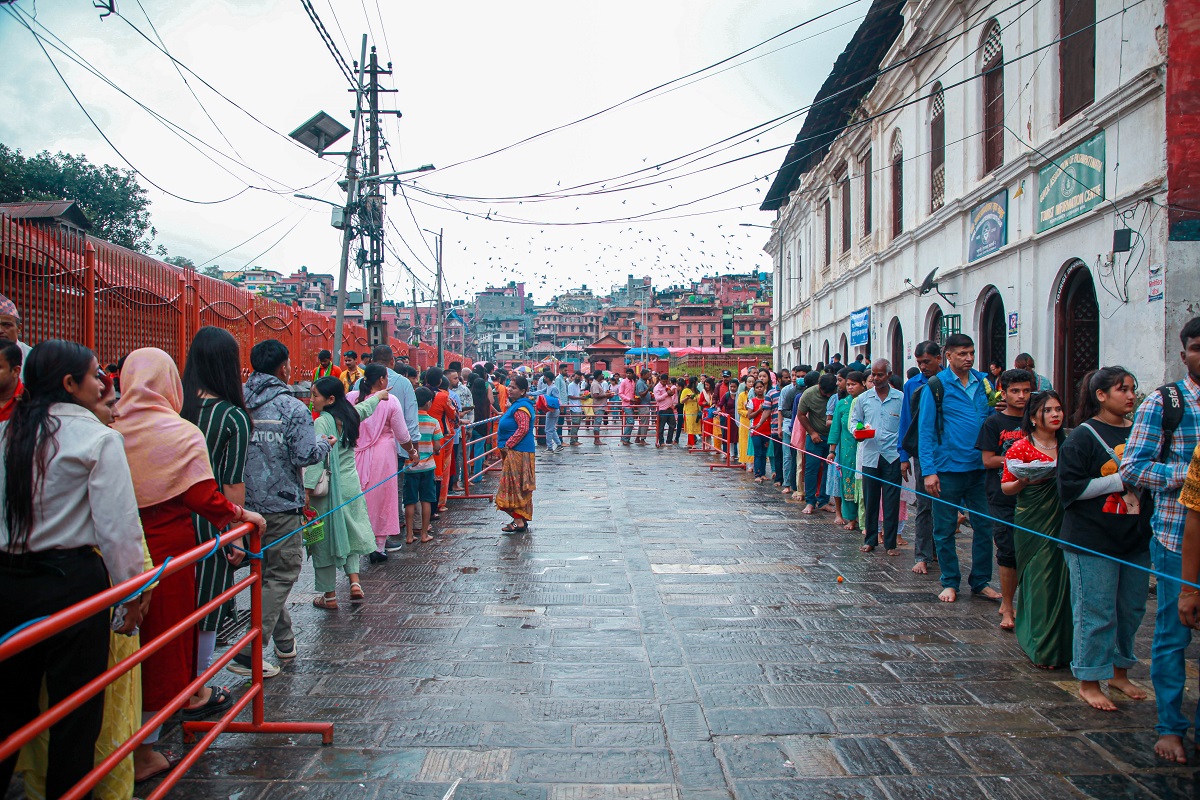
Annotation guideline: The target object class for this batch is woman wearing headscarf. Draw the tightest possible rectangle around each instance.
[346,365,415,563]
[113,348,265,782]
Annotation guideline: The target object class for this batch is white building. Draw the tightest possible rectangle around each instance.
[764,0,1200,418]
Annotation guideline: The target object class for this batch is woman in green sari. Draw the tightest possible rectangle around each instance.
[827,371,865,531]
[305,376,387,609]
[1002,390,1072,669]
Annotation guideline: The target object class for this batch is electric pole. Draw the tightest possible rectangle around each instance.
[331,34,369,367]
[435,228,444,366]
[363,46,398,349]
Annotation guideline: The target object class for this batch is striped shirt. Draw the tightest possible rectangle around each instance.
[191,398,251,632]
[408,412,443,473]
[1120,375,1200,553]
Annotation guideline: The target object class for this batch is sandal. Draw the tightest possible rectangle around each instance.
[313,593,338,610]
[135,751,182,783]
[182,685,233,720]
[501,521,529,533]
[349,583,365,603]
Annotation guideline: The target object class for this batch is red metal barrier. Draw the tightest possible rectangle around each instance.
[0,523,333,799]
[0,214,465,377]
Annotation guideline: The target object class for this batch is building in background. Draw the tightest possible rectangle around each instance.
[762,0,1198,417]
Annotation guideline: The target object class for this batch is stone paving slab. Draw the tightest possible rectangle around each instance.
[91,441,1200,798]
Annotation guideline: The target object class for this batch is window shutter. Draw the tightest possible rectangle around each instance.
[1059,0,1096,122]
[930,86,946,212]
[839,170,852,252]
[891,133,904,237]
[982,23,1004,174]
[862,149,873,235]
[823,199,832,266]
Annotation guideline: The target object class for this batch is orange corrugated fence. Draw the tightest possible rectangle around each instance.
[0,214,464,375]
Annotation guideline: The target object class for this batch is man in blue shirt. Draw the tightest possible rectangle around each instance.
[898,341,941,574]
[917,333,1001,603]
[852,359,905,554]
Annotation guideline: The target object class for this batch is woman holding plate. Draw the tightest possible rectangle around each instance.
[1002,390,1072,670]
[1057,367,1149,712]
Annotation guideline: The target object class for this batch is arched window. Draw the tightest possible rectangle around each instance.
[890,130,904,237]
[930,83,946,212]
[982,22,1004,174]
[1060,0,1095,123]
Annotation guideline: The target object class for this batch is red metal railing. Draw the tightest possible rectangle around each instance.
[0,214,465,376]
[0,524,333,799]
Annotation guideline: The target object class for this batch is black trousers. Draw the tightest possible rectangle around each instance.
[863,458,903,550]
[657,410,677,445]
[0,549,111,800]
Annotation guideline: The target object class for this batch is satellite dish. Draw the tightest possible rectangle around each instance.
[917,268,939,295]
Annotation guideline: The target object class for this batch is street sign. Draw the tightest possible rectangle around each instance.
[850,307,870,347]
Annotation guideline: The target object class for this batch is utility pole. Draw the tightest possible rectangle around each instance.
[331,34,369,366]
[435,227,444,365]
[363,46,399,349]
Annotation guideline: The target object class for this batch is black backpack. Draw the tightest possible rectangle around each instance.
[900,375,945,458]
[1138,382,1186,538]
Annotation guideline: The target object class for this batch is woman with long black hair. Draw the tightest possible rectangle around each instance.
[179,326,251,706]
[1001,390,1071,670]
[1058,367,1149,711]
[305,376,388,608]
[0,341,146,796]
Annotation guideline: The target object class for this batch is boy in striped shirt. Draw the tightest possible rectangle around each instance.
[404,387,445,544]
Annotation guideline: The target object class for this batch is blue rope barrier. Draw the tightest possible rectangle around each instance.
[724,412,1200,591]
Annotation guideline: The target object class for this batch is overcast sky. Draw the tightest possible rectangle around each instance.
[0,0,860,306]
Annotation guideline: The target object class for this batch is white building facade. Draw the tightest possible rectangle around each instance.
[765,0,1199,418]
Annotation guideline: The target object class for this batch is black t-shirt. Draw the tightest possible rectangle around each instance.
[975,412,1024,508]
[1057,419,1149,557]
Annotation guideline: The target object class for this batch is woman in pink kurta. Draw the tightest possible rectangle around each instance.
[347,364,414,556]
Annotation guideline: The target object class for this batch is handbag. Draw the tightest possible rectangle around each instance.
[311,453,331,498]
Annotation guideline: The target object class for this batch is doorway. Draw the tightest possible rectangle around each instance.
[1055,262,1100,420]
[980,288,1007,372]
[889,318,904,373]
[927,305,944,345]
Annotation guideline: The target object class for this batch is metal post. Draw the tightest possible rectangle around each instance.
[332,35,369,367]
[435,227,444,366]
[83,240,95,351]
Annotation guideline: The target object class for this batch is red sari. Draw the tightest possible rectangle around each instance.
[138,479,237,712]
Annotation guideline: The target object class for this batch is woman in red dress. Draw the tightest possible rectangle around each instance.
[113,348,265,781]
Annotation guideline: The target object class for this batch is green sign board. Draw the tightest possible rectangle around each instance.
[1037,130,1105,232]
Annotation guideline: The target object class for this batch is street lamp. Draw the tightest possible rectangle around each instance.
[739,223,774,230]
[359,164,436,182]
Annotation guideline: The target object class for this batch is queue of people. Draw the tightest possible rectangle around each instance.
[0,308,536,797]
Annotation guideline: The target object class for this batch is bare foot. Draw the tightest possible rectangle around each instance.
[912,561,928,575]
[1155,734,1188,764]
[1108,676,1148,700]
[999,607,1015,631]
[938,587,957,603]
[976,586,1003,601]
[860,545,874,553]
[834,516,846,526]
[802,505,815,515]
[886,549,900,556]
[820,503,837,512]
[1079,681,1118,712]
[897,537,909,546]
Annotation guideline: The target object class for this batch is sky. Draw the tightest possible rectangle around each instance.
[0,0,861,307]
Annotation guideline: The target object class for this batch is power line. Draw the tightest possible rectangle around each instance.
[419,0,876,177]
[299,0,356,85]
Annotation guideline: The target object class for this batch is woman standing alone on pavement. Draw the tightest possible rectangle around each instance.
[305,376,388,608]
[495,375,536,533]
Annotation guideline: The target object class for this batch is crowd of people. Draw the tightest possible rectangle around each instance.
[4,281,1200,797]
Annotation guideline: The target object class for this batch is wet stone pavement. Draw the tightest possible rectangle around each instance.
[157,440,1199,800]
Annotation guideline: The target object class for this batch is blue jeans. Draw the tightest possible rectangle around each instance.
[621,408,635,443]
[1150,538,1199,737]
[929,469,993,593]
[803,435,830,507]
[752,433,770,477]
[545,409,562,449]
[782,420,797,491]
[910,458,935,566]
[1064,548,1149,681]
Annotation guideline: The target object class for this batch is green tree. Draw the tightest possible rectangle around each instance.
[0,143,155,252]
[163,255,195,270]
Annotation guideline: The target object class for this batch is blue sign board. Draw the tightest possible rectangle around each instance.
[968,188,1008,262]
[850,307,870,347]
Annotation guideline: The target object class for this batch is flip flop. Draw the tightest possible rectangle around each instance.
[135,752,182,783]
[181,685,234,720]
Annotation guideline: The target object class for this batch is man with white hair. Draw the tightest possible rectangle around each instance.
[0,292,31,371]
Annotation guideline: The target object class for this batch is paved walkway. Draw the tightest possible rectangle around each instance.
[160,440,1194,800]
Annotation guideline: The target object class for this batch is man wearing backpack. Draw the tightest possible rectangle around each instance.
[916,333,1003,604]
[1120,316,1200,765]
[898,341,942,575]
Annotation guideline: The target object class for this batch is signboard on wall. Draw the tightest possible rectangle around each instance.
[1007,312,1020,337]
[968,189,1008,261]
[849,307,870,347]
[1149,264,1164,302]
[1037,130,1106,232]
